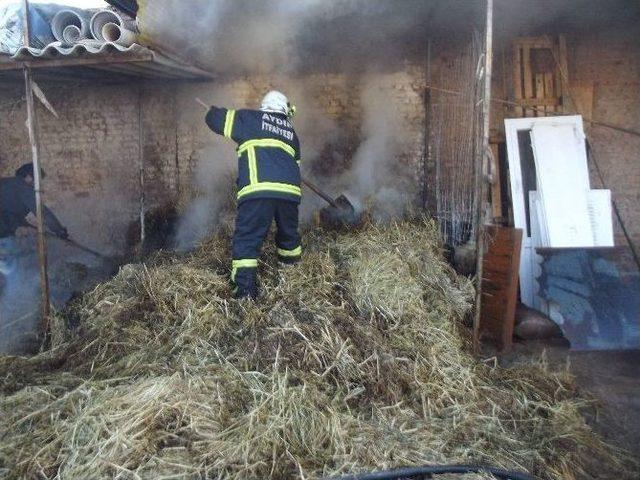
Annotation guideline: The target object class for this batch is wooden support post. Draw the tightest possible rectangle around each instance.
[22,0,51,333]
[512,43,523,117]
[522,46,533,116]
[422,38,432,211]
[557,35,569,113]
[535,74,545,117]
[544,72,555,114]
[473,0,494,351]
[173,94,180,203]
[138,88,145,248]
[490,142,502,220]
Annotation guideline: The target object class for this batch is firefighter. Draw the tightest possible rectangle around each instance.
[205,91,302,299]
[0,163,68,275]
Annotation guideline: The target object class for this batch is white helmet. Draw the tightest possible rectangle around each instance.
[261,90,289,115]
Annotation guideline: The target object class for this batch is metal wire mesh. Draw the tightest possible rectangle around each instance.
[430,33,484,246]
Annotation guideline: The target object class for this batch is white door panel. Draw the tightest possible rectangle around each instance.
[531,124,594,247]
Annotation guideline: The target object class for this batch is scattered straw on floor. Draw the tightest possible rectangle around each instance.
[0,219,635,479]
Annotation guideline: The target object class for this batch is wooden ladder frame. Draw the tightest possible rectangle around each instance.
[513,35,568,117]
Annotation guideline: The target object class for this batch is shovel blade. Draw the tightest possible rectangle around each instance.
[319,195,361,228]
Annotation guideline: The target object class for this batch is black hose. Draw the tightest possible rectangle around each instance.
[324,464,535,480]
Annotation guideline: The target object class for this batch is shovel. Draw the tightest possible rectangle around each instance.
[57,235,110,260]
[25,224,112,261]
[301,177,360,227]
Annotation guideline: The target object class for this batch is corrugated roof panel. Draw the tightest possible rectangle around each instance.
[11,42,148,60]
[0,41,213,81]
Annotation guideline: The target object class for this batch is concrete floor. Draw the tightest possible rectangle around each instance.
[503,341,640,459]
[564,349,640,457]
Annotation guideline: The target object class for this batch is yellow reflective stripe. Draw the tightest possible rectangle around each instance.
[232,259,258,269]
[277,246,302,257]
[248,146,258,185]
[238,139,295,157]
[242,139,295,157]
[224,109,236,138]
[237,182,301,199]
[232,259,258,281]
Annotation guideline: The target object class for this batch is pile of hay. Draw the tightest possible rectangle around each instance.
[0,219,633,479]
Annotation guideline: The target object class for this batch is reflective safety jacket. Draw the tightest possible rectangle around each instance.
[205,107,302,204]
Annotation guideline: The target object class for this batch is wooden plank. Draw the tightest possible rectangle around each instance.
[535,73,545,117]
[557,35,569,113]
[522,46,534,116]
[512,43,524,117]
[472,0,494,352]
[24,68,52,333]
[514,37,554,48]
[553,46,563,112]
[544,72,555,113]
[532,123,594,248]
[479,226,523,351]
[483,270,512,282]
[482,283,513,298]
[516,98,560,107]
[481,298,511,320]
[490,143,502,220]
[482,264,515,279]
[138,89,145,247]
[485,225,516,243]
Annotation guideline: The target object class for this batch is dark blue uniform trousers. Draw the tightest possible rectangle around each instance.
[232,198,301,298]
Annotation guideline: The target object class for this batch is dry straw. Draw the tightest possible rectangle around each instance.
[0,218,634,479]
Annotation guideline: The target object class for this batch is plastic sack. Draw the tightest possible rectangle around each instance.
[0,3,56,54]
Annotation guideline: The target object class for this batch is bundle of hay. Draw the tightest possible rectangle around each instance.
[0,219,633,479]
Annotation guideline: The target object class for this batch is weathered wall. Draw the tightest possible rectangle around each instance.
[0,65,429,253]
[2,22,635,255]
[0,83,197,253]
[569,26,640,246]
[0,85,142,254]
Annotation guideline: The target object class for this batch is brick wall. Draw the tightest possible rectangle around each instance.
[0,84,142,254]
[0,65,429,253]
[569,26,640,246]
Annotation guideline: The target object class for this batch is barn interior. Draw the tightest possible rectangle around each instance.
[0,1,639,478]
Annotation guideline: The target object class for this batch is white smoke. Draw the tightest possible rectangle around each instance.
[136,0,432,75]
[172,144,235,251]
[283,82,346,224]
[172,85,238,251]
[340,76,415,222]
[151,1,429,244]
[0,240,40,354]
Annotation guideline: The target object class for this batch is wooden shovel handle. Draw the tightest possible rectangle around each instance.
[301,177,340,209]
